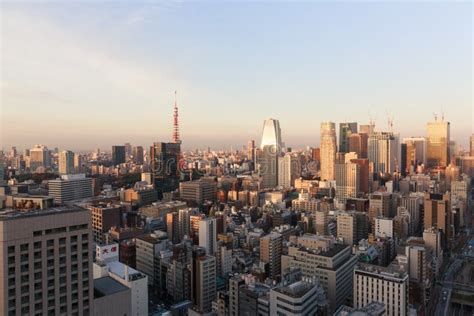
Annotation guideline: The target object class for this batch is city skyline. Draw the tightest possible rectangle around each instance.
[1,2,472,150]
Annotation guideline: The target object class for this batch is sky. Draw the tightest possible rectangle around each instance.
[1,1,472,151]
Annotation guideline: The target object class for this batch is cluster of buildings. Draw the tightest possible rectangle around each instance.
[0,115,473,316]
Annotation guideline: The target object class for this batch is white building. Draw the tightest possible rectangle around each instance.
[270,279,326,315]
[93,260,148,316]
[199,217,217,255]
[354,263,409,316]
[278,153,300,188]
[368,132,400,175]
[320,122,337,180]
[48,173,93,204]
[375,217,393,238]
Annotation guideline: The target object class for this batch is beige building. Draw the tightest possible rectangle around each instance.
[337,212,356,245]
[282,235,357,313]
[59,150,75,175]
[0,206,92,316]
[180,179,217,204]
[320,122,337,180]
[354,263,409,316]
[191,248,216,314]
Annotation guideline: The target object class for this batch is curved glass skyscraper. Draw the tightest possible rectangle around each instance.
[260,118,282,150]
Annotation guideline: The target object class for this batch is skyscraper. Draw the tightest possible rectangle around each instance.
[278,153,300,188]
[335,161,360,203]
[368,131,400,176]
[259,119,282,188]
[247,140,255,161]
[132,146,144,164]
[112,145,126,165]
[470,134,474,156]
[59,150,75,175]
[260,118,282,149]
[339,122,357,153]
[426,121,450,168]
[29,144,51,172]
[150,142,181,199]
[320,122,337,180]
[403,137,427,174]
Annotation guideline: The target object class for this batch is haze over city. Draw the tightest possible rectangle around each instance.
[1,1,472,150]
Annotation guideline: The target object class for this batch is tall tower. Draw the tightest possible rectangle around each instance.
[320,122,337,180]
[172,90,181,144]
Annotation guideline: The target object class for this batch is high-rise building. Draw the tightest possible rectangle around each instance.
[348,134,361,157]
[470,134,474,156]
[426,121,450,168]
[74,153,83,174]
[337,212,356,245]
[199,218,217,255]
[335,161,360,203]
[150,142,181,198]
[191,247,216,314]
[350,158,369,194]
[124,143,132,158]
[282,235,358,313]
[135,232,168,288]
[167,212,180,244]
[259,119,282,189]
[112,145,126,165]
[260,232,282,279]
[48,174,93,204]
[423,193,451,242]
[339,122,358,153]
[403,137,426,174]
[29,144,51,172]
[278,153,300,188]
[247,140,255,161]
[228,275,244,316]
[179,179,217,205]
[132,146,144,164]
[90,204,122,245]
[354,263,409,316]
[0,206,93,316]
[59,150,75,175]
[368,132,400,176]
[260,118,282,150]
[320,122,337,180]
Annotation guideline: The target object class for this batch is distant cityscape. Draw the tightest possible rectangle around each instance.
[0,94,473,316]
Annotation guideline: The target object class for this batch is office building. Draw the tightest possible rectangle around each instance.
[112,145,126,165]
[470,134,474,156]
[29,144,51,172]
[179,179,217,204]
[259,119,283,189]
[132,146,144,164]
[167,212,180,244]
[374,217,393,238]
[335,161,360,203]
[350,158,369,194]
[354,263,409,316]
[93,260,148,316]
[191,247,216,314]
[339,122,358,153]
[199,218,217,255]
[320,122,337,180]
[403,137,426,174]
[0,206,92,316]
[149,142,181,198]
[269,279,326,315]
[337,212,368,246]
[282,235,358,312]
[135,232,168,287]
[48,174,93,204]
[89,204,122,245]
[260,232,282,279]
[368,132,400,176]
[260,118,282,150]
[423,193,451,241]
[247,140,255,161]
[426,121,450,168]
[278,153,300,188]
[59,150,75,175]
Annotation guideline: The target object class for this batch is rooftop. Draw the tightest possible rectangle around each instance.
[274,280,315,298]
[355,263,408,280]
[94,276,129,297]
[0,206,86,221]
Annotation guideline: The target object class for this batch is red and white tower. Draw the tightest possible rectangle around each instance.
[172,90,181,144]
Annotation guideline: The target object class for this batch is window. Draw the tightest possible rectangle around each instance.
[20,244,29,252]
[8,246,15,254]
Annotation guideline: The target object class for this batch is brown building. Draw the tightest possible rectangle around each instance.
[119,239,136,268]
[167,212,180,244]
[350,158,369,194]
[260,232,282,279]
[0,206,93,316]
[424,193,451,242]
[89,204,122,245]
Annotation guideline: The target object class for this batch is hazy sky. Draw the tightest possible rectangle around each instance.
[1,1,472,151]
